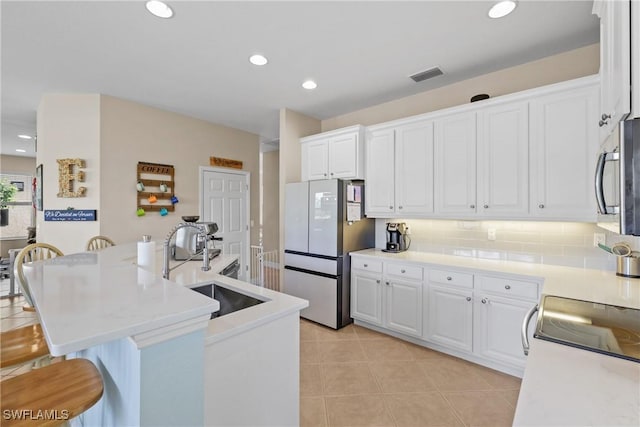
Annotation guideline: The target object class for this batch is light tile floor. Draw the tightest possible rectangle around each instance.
[300,319,521,427]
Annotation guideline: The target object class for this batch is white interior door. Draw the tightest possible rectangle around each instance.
[201,168,249,280]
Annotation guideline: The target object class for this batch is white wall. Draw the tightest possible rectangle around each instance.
[36,94,101,254]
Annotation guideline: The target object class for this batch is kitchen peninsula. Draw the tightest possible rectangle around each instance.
[24,243,308,427]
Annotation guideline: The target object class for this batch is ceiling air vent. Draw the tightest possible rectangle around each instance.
[409,67,443,83]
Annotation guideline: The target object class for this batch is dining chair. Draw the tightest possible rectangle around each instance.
[86,235,116,251]
[15,243,64,311]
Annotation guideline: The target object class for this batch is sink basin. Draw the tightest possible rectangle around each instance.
[191,283,264,318]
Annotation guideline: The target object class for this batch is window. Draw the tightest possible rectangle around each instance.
[0,173,35,239]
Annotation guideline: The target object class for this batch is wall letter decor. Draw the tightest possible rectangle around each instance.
[57,158,87,197]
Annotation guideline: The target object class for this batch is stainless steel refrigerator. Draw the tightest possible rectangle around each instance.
[283,179,375,329]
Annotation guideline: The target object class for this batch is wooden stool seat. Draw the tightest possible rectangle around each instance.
[0,324,49,369]
[1,358,104,427]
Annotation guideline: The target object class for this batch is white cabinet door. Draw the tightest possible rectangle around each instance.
[477,102,529,217]
[351,271,383,326]
[474,294,534,368]
[304,140,329,181]
[395,121,434,214]
[529,84,599,221]
[329,133,360,179]
[426,284,473,352]
[385,278,422,337]
[434,112,477,215]
[594,0,631,141]
[365,128,396,216]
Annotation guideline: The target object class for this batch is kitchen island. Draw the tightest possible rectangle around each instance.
[24,242,308,427]
[350,249,640,426]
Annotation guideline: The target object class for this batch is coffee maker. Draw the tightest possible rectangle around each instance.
[173,221,221,261]
[383,222,410,253]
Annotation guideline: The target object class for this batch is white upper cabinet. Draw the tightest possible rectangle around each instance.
[476,102,529,217]
[365,128,396,215]
[593,0,631,141]
[434,112,477,215]
[365,121,434,216]
[395,121,434,214]
[529,84,599,221]
[301,125,364,181]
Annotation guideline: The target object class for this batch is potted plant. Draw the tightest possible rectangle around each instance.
[0,179,18,227]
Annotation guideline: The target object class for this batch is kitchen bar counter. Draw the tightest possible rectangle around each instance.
[351,249,640,426]
[25,242,308,426]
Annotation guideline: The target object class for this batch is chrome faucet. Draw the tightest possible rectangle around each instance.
[163,223,211,280]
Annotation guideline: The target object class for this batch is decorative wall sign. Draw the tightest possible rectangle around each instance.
[57,158,87,197]
[44,209,97,221]
[10,181,24,191]
[137,162,175,213]
[210,156,243,169]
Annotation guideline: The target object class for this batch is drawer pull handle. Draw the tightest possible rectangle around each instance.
[505,285,511,290]
[401,269,406,273]
[446,276,452,281]
[466,297,472,302]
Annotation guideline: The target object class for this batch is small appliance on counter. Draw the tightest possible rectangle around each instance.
[172,216,222,261]
[383,222,410,253]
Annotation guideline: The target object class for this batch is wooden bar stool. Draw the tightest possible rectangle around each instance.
[0,324,50,369]
[1,358,103,427]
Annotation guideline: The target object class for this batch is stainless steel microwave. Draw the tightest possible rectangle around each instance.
[595,118,640,235]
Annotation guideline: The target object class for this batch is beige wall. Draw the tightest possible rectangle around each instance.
[262,149,279,252]
[0,155,37,257]
[100,95,260,247]
[36,94,101,254]
[322,44,600,131]
[34,94,260,254]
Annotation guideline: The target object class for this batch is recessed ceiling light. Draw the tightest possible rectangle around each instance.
[249,54,268,66]
[488,0,517,19]
[146,1,173,19]
[17,134,32,140]
[15,149,26,153]
[302,80,318,90]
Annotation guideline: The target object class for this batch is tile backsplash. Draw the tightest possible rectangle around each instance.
[374,219,640,271]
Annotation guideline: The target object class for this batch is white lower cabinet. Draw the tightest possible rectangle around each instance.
[474,294,534,367]
[351,270,383,325]
[425,284,473,352]
[351,255,541,377]
[351,260,423,337]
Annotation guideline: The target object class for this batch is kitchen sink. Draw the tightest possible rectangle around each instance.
[191,283,264,319]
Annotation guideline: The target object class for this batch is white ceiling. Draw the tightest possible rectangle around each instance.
[1,0,599,158]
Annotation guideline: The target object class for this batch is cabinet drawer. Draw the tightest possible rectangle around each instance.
[428,269,473,289]
[386,263,423,280]
[477,276,539,300]
[352,258,383,273]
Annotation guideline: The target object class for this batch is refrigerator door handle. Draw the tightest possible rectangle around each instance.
[284,265,339,280]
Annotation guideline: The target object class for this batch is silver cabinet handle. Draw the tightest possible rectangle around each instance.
[484,204,489,209]
[538,204,545,209]
[399,206,403,210]
[376,279,380,284]
[599,119,608,127]
[389,206,393,210]
[446,276,452,281]
[522,304,539,356]
[470,204,475,209]
[602,113,611,120]
[466,296,472,302]
[330,172,334,176]
[481,298,488,304]
[385,281,390,286]
[401,269,406,273]
[505,285,511,290]
[364,264,368,268]
[324,173,327,177]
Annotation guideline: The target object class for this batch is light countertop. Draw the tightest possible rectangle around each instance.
[351,248,640,426]
[25,242,307,356]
